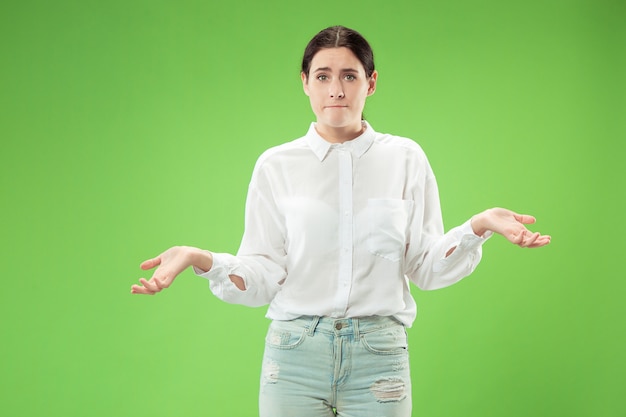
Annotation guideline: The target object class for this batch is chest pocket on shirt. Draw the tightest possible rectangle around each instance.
[366,198,413,262]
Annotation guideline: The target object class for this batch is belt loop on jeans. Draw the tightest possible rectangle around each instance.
[307,316,321,336]
[353,317,360,339]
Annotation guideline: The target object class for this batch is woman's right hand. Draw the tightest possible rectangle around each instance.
[130,246,212,295]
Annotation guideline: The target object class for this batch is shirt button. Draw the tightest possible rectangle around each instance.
[335,322,343,330]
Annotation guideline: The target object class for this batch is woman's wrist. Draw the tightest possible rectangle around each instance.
[471,210,491,237]
[186,246,214,272]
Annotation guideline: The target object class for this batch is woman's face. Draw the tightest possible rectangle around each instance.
[301,47,377,140]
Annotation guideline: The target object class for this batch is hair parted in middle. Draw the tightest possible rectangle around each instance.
[301,26,375,79]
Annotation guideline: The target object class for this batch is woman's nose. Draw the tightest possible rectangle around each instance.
[329,80,344,98]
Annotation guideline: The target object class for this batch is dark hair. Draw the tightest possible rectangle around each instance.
[301,26,375,79]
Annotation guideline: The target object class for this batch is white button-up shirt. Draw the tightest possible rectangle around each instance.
[196,122,490,326]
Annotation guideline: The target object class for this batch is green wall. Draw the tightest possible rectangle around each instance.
[1,0,624,416]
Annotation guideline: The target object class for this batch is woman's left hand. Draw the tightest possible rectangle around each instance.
[471,208,551,248]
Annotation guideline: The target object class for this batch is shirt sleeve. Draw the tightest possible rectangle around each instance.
[404,172,492,290]
[193,160,287,306]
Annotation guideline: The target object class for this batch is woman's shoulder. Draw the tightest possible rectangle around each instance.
[262,136,308,156]
[373,131,428,156]
[253,136,309,169]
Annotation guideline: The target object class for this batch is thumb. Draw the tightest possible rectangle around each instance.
[515,213,537,225]
[140,256,162,270]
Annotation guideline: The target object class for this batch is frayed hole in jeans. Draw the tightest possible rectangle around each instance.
[370,377,407,402]
[262,359,279,385]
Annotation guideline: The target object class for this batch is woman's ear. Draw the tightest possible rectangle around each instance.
[301,72,310,96]
[367,70,378,96]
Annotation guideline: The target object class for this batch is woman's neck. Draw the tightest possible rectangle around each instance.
[315,122,365,143]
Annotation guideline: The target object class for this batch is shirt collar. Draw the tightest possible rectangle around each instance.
[305,121,375,161]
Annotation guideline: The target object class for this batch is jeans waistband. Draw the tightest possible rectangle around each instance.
[278,315,403,339]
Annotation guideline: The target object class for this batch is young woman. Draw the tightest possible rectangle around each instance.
[131,26,550,417]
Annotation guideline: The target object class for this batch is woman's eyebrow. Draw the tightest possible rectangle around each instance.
[313,67,359,73]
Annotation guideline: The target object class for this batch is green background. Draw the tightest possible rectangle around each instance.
[2,0,624,416]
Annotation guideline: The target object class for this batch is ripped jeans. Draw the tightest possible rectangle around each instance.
[259,316,412,417]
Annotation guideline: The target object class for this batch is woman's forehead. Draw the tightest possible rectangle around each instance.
[310,47,365,71]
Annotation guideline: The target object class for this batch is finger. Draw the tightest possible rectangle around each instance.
[520,232,540,248]
[155,276,172,289]
[527,235,551,248]
[153,276,171,290]
[515,214,537,225]
[139,278,160,293]
[153,278,163,290]
[130,284,155,295]
[140,256,162,270]
[509,229,525,245]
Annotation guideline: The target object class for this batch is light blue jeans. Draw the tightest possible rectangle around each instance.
[259,316,412,417]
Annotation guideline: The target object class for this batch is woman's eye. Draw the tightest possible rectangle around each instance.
[317,75,328,81]
[345,74,356,81]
